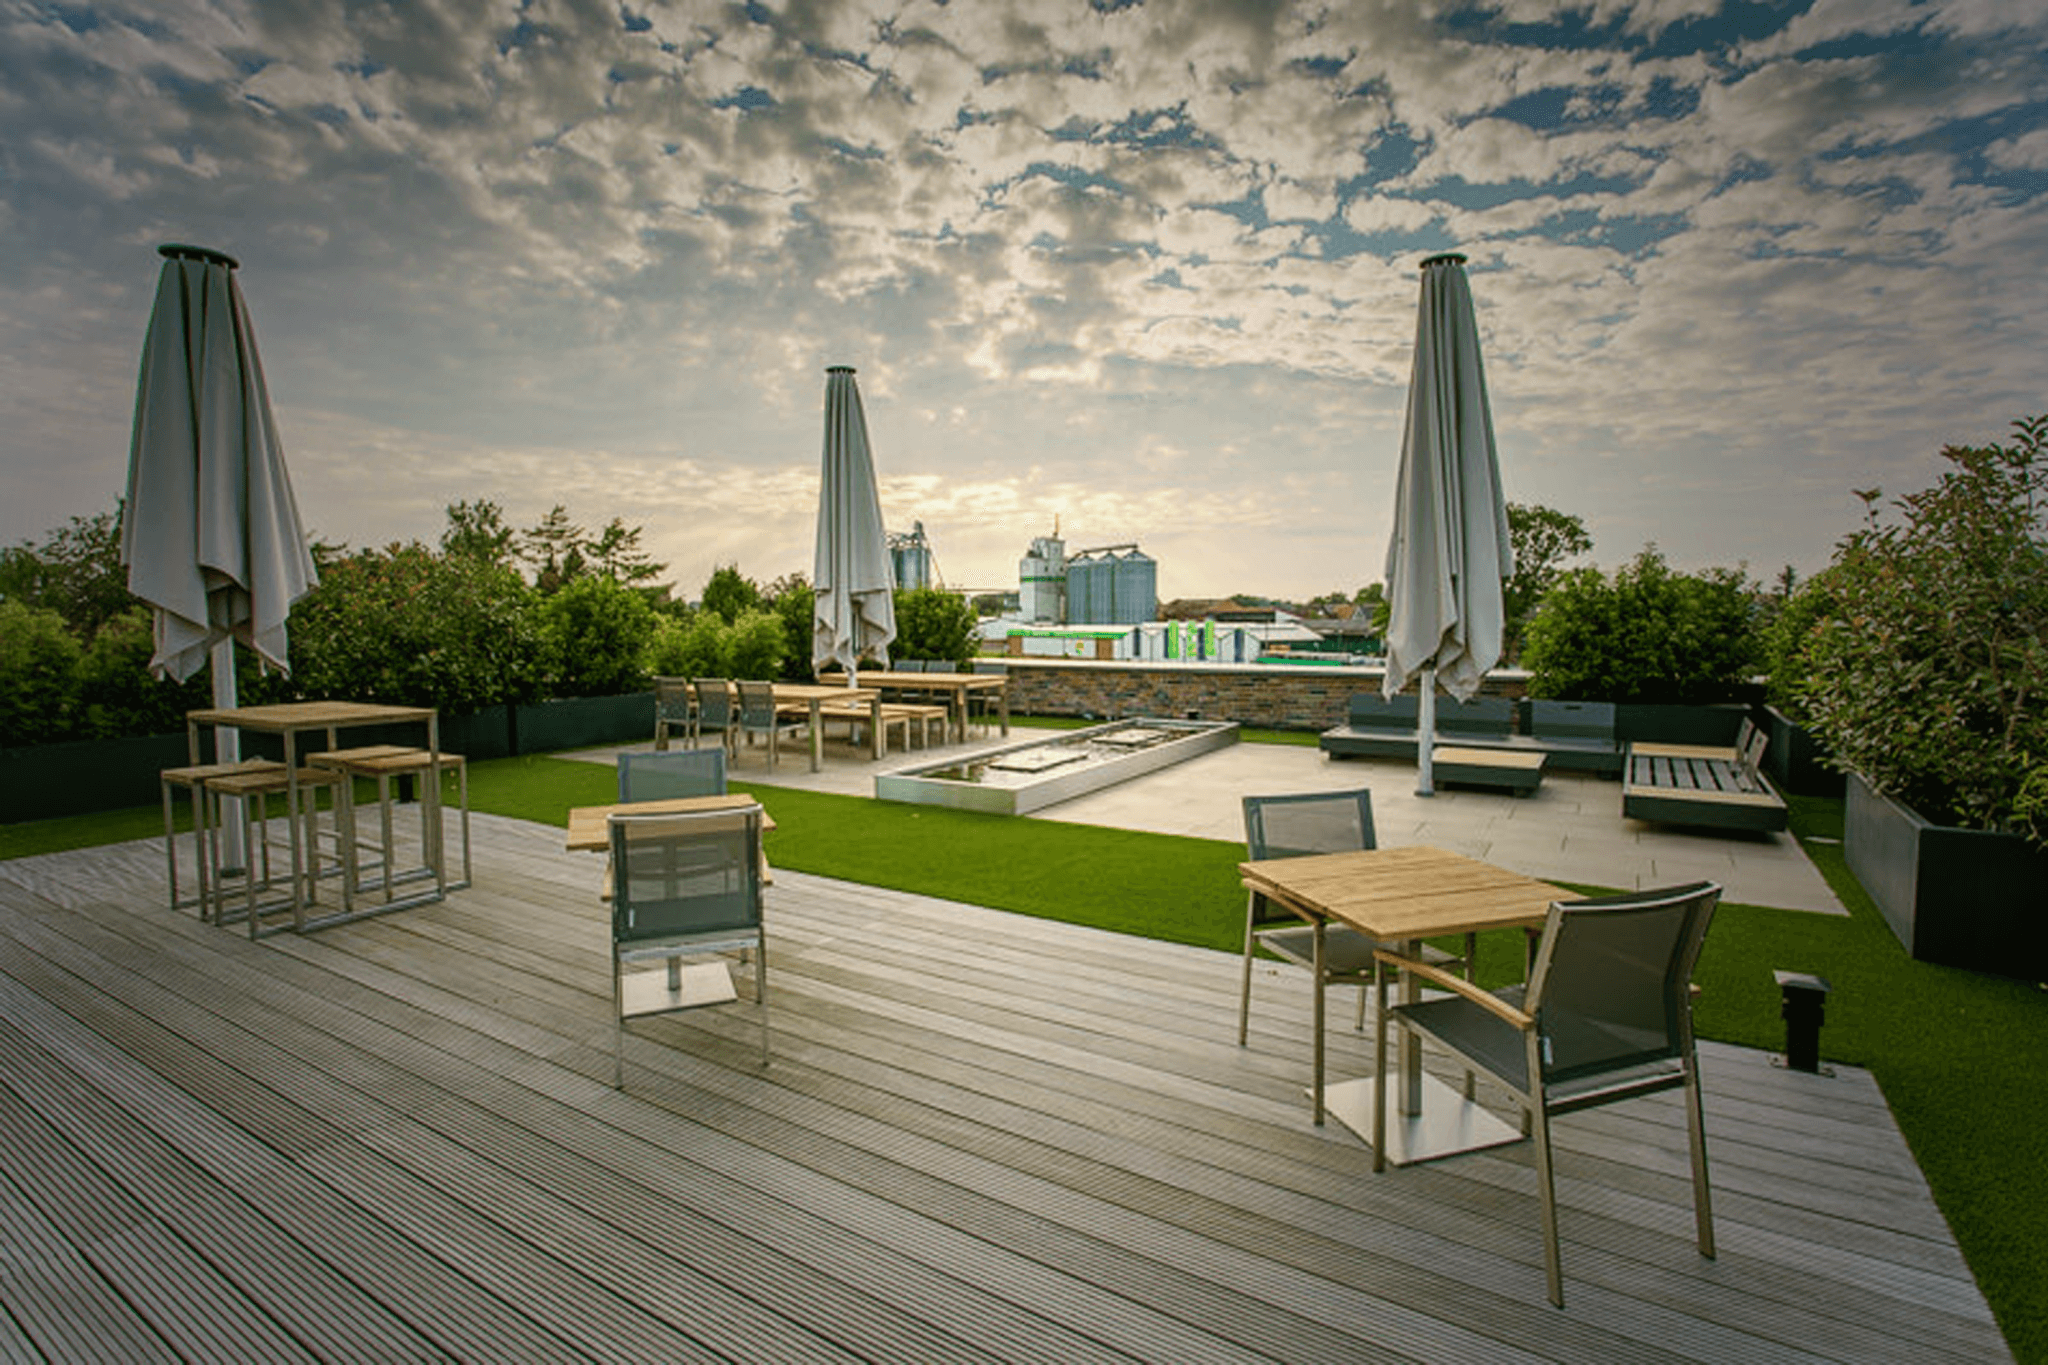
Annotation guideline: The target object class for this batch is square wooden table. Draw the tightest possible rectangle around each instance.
[1239,845,1561,1165]
[565,794,776,851]
[187,701,443,935]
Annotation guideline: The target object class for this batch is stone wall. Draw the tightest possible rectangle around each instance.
[994,659,1529,732]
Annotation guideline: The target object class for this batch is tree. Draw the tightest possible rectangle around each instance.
[1521,546,1758,704]
[290,543,547,710]
[892,587,977,664]
[725,609,788,680]
[586,516,667,593]
[1793,415,2048,837]
[537,573,657,697]
[0,506,133,642]
[0,601,83,744]
[440,499,517,568]
[765,573,815,681]
[1503,501,1592,663]
[519,505,586,594]
[701,564,761,624]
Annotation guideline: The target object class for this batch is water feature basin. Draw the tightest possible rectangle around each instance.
[875,718,1239,815]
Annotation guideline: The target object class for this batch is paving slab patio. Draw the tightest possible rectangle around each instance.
[583,729,1845,914]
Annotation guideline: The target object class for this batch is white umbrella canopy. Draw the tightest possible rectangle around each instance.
[811,365,896,684]
[123,243,316,688]
[1381,253,1513,796]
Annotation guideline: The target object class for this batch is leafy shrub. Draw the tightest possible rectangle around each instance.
[701,565,761,623]
[1792,415,2048,838]
[290,543,548,711]
[74,606,211,738]
[676,613,730,677]
[646,615,693,675]
[725,608,788,680]
[891,587,977,665]
[0,601,83,744]
[537,573,656,697]
[767,576,815,681]
[1522,547,1759,704]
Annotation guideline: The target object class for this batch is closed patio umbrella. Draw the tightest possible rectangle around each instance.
[811,365,896,685]
[1381,253,1513,796]
[123,243,317,857]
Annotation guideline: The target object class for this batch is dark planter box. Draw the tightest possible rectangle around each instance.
[1,731,198,823]
[0,694,654,825]
[1614,702,1751,747]
[1763,705,1843,798]
[1846,771,2048,980]
[512,692,653,754]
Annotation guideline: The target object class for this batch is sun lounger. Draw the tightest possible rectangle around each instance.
[1623,726,1786,832]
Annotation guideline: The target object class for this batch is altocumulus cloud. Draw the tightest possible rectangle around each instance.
[3,0,2045,599]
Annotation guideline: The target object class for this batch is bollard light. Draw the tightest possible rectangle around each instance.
[1773,969,1833,1075]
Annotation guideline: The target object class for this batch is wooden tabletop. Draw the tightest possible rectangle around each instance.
[1240,846,1560,942]
[848,671,1005,691]
[565,794,774,851]
[770,684,880,702]
[187,700,436,730]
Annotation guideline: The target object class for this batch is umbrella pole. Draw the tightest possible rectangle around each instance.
[211,639,248,873]
[1416,667,1437,798]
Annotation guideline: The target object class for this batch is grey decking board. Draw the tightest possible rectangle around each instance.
[0,957,593,1363]
[0,825,2014,1364]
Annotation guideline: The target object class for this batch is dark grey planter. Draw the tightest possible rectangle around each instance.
[512,692,653,754]
[1613,702,1751,748]
[1,731,196,823]
[1845,771,2048,980]
[1763,705,1843,798]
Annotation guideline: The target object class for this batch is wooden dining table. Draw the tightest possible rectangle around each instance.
[1239,845,1561,1166]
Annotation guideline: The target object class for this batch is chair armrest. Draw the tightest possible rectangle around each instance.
[1372,949,1535,1029]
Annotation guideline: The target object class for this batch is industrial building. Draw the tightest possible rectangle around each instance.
[887,521,934,591]
[1014,526,1157,625]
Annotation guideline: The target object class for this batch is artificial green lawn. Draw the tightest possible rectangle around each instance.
[3,750,2042,1360]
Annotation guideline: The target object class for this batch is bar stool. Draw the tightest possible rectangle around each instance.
[200,764,347,937]
[158,758,284,915]
[309,745,471,906]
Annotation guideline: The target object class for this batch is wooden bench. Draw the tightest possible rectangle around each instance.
[1432,746,1545,795]
[813,701,949,751]
[1623,737,1786,832]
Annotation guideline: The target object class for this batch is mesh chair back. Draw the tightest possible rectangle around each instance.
[617,748,727,802]
[895,659,926,672]
[609,808,762,943]
[736,680,781,727]
[1526,882,1719,1085]
[926,660,960,674]
[694,679,734,727]
[653,677,693,723]
[1243,789,1376,861]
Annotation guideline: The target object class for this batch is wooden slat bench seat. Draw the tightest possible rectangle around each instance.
[1432,745,1545,795]
[1624,740,1788,832]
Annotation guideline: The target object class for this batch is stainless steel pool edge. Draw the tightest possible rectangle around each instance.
[873,720,1240,815]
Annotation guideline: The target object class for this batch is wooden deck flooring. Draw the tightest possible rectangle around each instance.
[0,814,2008,1363]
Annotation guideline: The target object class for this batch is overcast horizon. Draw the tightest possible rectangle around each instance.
[5,0,2046,605]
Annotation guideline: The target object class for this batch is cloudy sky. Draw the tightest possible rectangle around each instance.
[5,0,2046,605]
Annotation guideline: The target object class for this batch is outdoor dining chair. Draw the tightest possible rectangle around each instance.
[617,747,727,802]
[693,678,737,756]
[734,680,805,768]
[1238,788,1471,1045]
[652,676,697,751]
[1372,881,1721,1307]
[608,805,769,1085]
